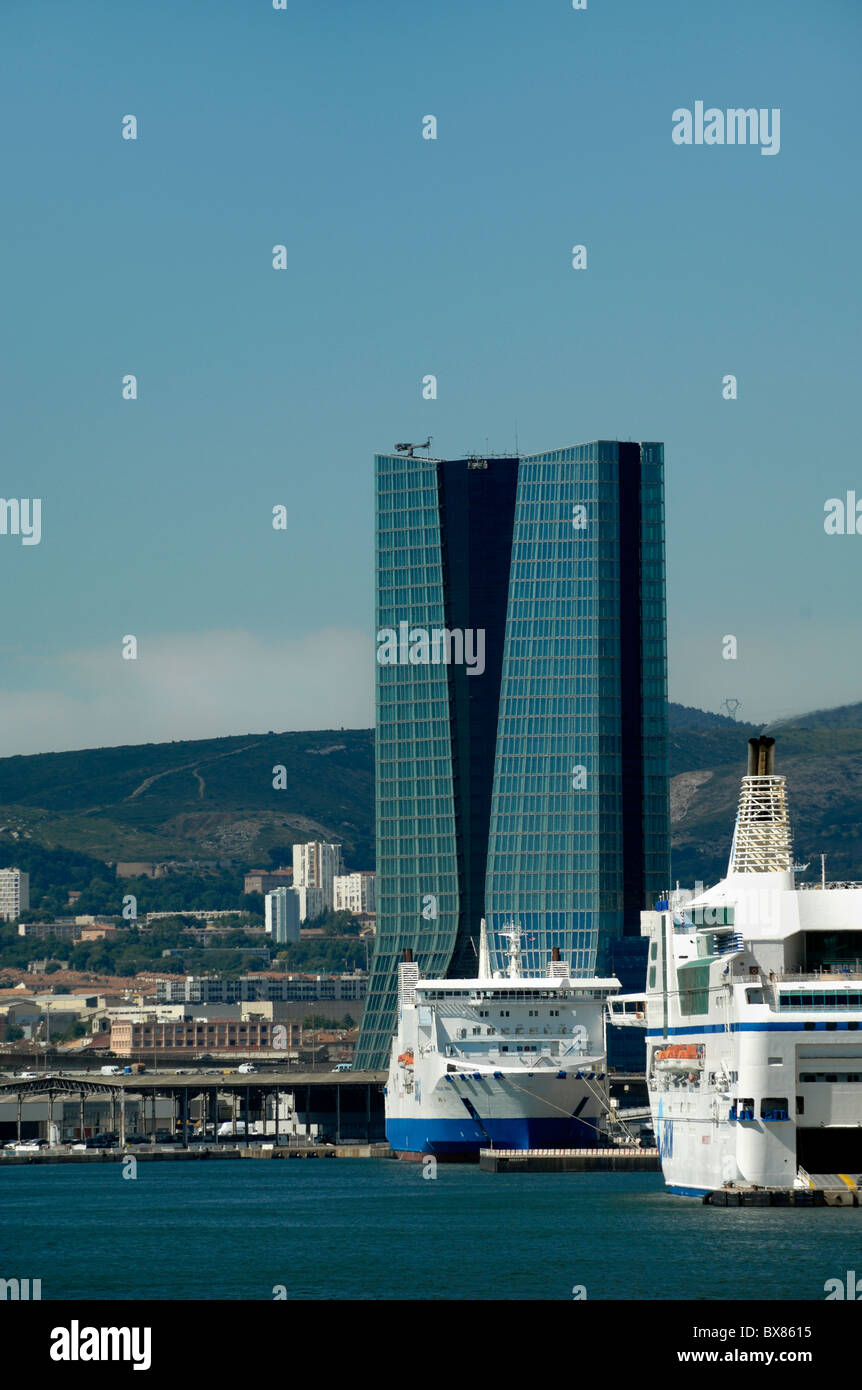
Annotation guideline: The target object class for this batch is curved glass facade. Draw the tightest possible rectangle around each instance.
[355,442,670,1070]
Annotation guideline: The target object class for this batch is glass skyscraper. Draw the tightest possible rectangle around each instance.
[354,441,670,1071]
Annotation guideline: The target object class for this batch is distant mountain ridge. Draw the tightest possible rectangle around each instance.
[668,701,862,886]
[0,729,374,868]
[1,700,861,891]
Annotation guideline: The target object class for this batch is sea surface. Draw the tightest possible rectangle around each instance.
[2,1159,859,1300]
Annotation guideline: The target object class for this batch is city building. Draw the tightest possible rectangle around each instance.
[333,872,376,915]
[355,441,670,1069]
[17,920,82,941]
[143,910,251,924]
[292,842,344,911]
[0,999,44,1039]
[264,886,301,944]
[110,1013,302,1057]
[243,868,293,896]
[155,972,367,1004]
[0,868,29,922]
[293,884,325,924]
[79,923,118,942]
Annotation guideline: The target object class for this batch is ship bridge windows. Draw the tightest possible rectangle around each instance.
[779,991,862,1010]
[800,1071,862,1083]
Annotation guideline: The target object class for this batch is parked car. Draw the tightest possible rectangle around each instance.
[72,1133,115,1149]
[14,1138,48,1152]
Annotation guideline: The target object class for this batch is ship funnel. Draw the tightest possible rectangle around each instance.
[728,738,793,875]
[548,944,570,979]
[402,948,413,963]
[747,736,775,776]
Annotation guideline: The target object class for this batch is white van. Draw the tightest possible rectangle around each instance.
[100,1065,123,1076]
[237,1063,257,1074]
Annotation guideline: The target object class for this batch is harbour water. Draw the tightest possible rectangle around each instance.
[3,1160,858,1300]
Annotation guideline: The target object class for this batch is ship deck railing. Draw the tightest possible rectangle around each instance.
[771,969,862,981]
[730,966,862,982]
[797,882,862,891]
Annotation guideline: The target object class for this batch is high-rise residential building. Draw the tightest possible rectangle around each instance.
[354,441,670,1070]
[294,885,325,924]
[333,872,376,915]
[292,842,344,911]
[264,887,301,944]
[0,868,29,922]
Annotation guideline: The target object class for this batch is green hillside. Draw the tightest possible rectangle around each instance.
[0,729,374,868]
[669,703,862,886]
[1,701,861,908]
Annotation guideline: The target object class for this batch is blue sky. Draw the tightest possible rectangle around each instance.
[1,0,860,754]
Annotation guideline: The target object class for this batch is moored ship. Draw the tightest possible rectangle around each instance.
[609,736,862,1196]
[385,922,620,1158]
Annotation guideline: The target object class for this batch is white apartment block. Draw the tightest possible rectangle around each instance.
[333,872,376,915]
[294,884,325,924]
[0,868,29,922]
[292,841,344,911]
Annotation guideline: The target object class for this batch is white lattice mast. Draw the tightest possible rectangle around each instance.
[728,737,793,875]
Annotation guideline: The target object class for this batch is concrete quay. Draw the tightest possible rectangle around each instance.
[0,1141,394,1166]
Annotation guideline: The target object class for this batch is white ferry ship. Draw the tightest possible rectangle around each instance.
[385,923,620,1158]
[609,736,862,1196]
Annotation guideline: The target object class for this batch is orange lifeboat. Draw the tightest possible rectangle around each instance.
[398,1051,414,1066]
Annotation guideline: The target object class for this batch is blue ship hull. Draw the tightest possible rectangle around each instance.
[386,1114,599,1156]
